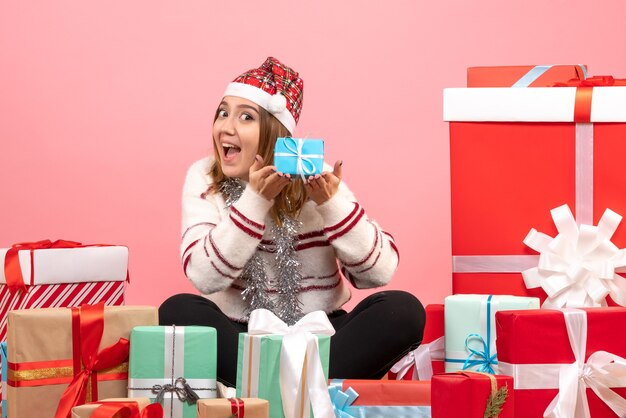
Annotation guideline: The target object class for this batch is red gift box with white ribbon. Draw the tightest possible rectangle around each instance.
[445,74,626,305]
[496,307,626,417]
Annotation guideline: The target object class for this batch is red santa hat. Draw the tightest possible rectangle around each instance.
[223,57,303,134]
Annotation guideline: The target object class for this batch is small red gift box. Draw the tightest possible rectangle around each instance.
[388,304,444,380]
[496,307,626,417]
[431,372,514,418]
[467,64,587,87]
[445,75,626,303]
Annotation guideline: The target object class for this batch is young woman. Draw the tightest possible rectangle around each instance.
[159,57,425,387]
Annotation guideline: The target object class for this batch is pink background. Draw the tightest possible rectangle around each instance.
[2,1,625,309]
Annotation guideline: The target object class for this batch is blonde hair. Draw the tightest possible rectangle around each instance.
[208,106,307,225]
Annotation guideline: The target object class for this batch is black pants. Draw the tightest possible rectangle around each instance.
[159,290,425,387]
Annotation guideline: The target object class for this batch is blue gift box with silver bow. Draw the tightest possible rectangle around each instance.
[128,325,217,418]
[444,294,539,374]
[274,137,324,179]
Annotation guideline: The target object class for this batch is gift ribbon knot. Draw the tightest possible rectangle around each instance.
[152,377,200,405]
[463,333,498,374]
[54,302,130,418]
[274,137,323,181]
[389,336,444,380]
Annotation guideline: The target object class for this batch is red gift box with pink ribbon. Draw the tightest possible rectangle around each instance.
[388,304,444,380]
[444,73,626,305]
[467,64,587,87]
[496,307,626,417]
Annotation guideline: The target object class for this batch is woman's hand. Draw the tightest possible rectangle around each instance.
[248,155,291,201]
[305,160,343,205]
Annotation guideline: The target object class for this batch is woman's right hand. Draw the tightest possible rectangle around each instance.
[248,155,291,201]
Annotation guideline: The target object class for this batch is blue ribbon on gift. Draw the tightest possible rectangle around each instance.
[274,137,323,181]
[445,294,498,374]
[512,64,588,88]
[329,380,362,418]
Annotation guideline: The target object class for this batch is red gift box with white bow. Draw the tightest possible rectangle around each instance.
[496,307,626,417]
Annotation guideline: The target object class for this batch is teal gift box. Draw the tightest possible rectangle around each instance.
[236,333,331,418]
[1,342,6,418]
[444,294,539,374]
[128,325,217,418]
[274,137,324,178]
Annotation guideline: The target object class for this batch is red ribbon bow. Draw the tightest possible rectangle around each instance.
[552,75,626,122]
[91,401,164,418]
[54,302,131,418]
[229,398,245,418]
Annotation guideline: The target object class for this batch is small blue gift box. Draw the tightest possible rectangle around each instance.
[274,137,324,178]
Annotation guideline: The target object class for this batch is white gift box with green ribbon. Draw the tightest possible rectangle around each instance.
[128,325,217,418]
[236,309,334,418]
[444,294,539,374]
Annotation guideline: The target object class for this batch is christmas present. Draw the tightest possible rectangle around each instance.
[0,240,128,344]
[236,309,334,418]
[197,398,268,418]
[71,398,159,418]
[329,379,431,417]
[389,304,444,380]
[127,326,217,418]
[445,75,626,303]
[5,303,157,418]
[274,137,324,179]
[444,294,538,373]
[467,64,587,87]
[496,307,626,417]
[431,371,513,418]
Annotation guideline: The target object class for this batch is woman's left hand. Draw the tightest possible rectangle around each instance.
[305,160,343,205]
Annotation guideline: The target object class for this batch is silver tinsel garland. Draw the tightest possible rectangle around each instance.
[220,178,304,324]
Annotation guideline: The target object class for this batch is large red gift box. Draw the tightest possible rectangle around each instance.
[431,372,514,418]
[467,64,586,87]
[444,77,626,303]
[496,307,626,417]
[388,304,444,380]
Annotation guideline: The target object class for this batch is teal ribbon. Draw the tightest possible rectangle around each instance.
[512,64,588,87]
[444,294,498,374]
[274,137,323,181]
[329,381,362,418]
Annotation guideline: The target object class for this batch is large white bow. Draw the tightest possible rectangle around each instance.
[522,204,626,308]
[543,309,626,418]
[248,309,336,418]
[389,337,444,381]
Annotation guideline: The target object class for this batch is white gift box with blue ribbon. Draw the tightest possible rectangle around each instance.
[274,137,324,180]
[444,294,539,374]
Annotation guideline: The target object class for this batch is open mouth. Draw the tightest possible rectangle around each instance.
[222,143,241,160]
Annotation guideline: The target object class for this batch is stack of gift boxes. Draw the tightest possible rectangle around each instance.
[3,64,626,418]
[407,64,626,417]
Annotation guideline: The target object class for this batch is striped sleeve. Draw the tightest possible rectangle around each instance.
[181,159,273,294]
[316,182,399,289]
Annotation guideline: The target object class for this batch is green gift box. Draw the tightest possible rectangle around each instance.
[236,333,331,418]
[444,294,539,374]
[128,325,217,418]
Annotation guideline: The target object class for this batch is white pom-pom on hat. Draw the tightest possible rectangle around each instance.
[268,93,287,114]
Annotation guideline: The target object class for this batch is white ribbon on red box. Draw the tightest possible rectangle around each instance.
[499,308,626,418]
[389,336,444,381]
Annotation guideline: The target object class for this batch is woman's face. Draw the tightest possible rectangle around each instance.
[213,96,261,181]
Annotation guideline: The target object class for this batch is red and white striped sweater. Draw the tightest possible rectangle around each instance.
[181,157,399,321]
